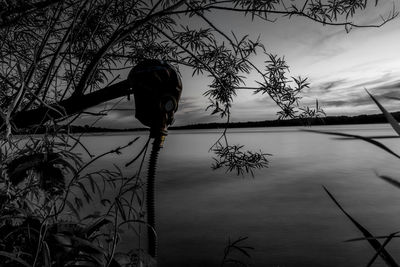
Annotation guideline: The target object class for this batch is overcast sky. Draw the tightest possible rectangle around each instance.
[79,1,400,128]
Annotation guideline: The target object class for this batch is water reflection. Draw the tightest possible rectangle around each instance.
[78,124,400,266]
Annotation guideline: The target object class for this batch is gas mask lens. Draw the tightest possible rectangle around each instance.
[162,97,177,112]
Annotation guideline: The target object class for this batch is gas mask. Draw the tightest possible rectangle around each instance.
[128,60,182,140]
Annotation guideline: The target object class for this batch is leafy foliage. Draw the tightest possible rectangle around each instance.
[0,133,144,266]
[6,152,74,196]
[220,236,254,267]
[0,0,396,266]
[255,54,312,119]
[212,142,271,176]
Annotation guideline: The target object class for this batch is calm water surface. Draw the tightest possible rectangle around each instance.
[80,124,400,267]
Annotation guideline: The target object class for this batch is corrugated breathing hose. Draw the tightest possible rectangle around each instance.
[146,136,163,259]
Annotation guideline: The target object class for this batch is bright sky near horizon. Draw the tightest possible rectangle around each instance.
[80,1,400,128]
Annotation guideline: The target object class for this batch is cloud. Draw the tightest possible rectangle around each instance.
[321,95,372,108]
[178,96,207,112]
[301,28,347,61]
[304,76,400,117]
[312,79,348,93]
[72,72,400,128]
[375,81,400,91]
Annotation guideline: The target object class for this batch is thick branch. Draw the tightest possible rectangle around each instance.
[8,80,132,129]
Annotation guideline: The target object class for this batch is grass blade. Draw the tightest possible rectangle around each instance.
[367,233,398,267]
[303,129,400,160]
[346,234,400,242]
[65,199,80,220]
[377,174,400,190]
[334,135,400,140]
[115,197,127,221]
[42,241,51,267]
[366,89,400,136]
[0,251,32,267]
[323,186,399,267]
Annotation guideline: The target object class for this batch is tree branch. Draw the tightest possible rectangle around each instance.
[166,4,398,29]
[0,0,64,28]
[5,80,133,129]
[72,0,187,97]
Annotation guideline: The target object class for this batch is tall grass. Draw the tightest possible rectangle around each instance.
[0,134,150,266]
[308,90,400,266]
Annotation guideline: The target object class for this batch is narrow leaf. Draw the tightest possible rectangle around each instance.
[304,129,400,160]
[0,251,32,267]
[100,199,111,206]
[377,174,400,190]
[42,241,51,267]
[346,234,400,242]
[78,182,92,203]
[367,233,398,267]
[66,199,80,219]
[115,197,127,221]
[323,186,399,267]
[85,217,112,237]
[366,89,400,136]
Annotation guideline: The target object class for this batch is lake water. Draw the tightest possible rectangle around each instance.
[79,124,400,267]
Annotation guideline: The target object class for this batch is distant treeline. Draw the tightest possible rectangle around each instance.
[17,112,400,134]
[170,112,400,130]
